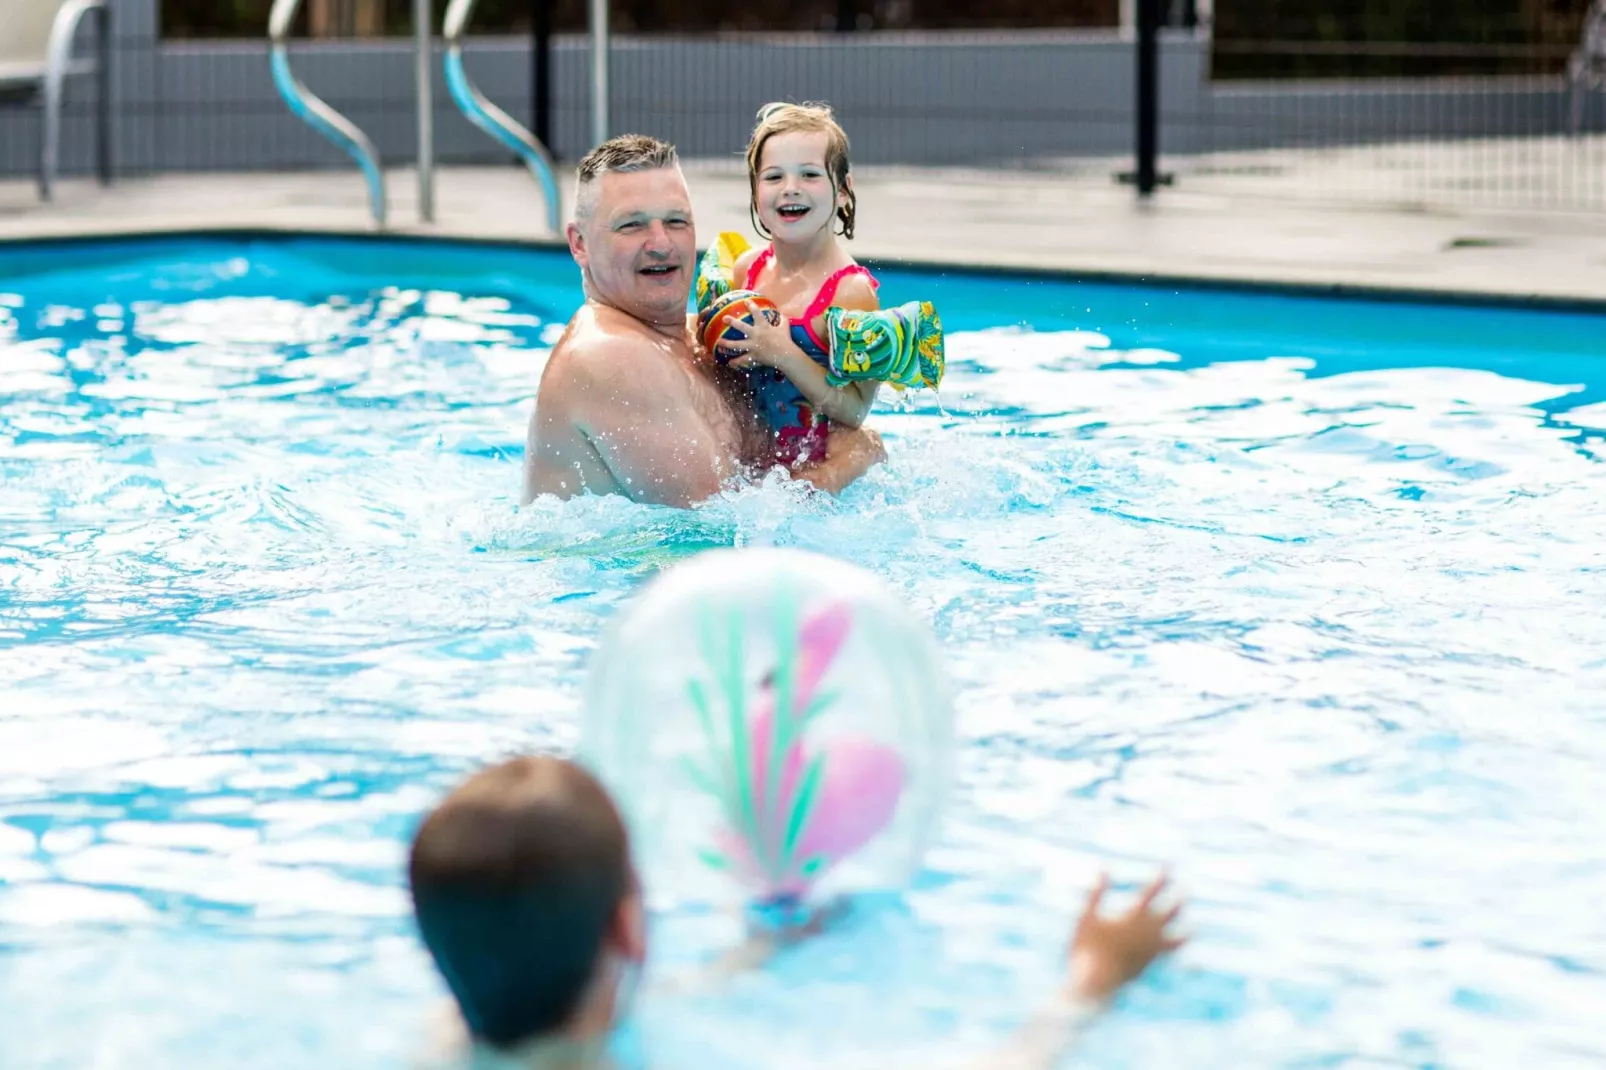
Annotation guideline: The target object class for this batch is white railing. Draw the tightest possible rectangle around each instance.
[442,0,561,233]
[268,0,387,227]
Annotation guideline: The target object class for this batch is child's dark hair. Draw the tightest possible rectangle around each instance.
[408,756,632,1050]
[745,101,857,240]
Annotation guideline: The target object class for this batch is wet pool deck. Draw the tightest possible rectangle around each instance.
[3,151,1606,306]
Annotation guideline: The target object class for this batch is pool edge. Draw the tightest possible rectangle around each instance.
[3,224,1605,316]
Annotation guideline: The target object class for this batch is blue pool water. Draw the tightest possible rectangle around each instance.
[2,234,1605,1069]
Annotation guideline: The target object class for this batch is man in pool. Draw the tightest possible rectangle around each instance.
[409,754,1186,1068]
[522,135,885,507]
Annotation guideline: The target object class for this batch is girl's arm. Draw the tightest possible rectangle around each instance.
[722,273,883,429]
[811,274,881,426]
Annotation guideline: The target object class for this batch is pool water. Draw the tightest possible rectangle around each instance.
[2,234,1604,1069]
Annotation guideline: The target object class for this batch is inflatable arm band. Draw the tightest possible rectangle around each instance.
[824,302,945,392]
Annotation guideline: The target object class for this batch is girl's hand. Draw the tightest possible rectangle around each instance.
[720,300,797,371]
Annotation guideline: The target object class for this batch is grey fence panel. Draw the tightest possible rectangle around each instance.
[1199,78,1586,153]
[1,27,1209,178]
[2,0,1602,211]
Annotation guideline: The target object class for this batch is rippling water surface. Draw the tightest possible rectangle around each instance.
[2,235,1604,1069]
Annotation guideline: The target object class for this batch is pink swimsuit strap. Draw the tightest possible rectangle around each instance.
[803,264,879,322]
[744,246,880,352]
[743,246,774,291]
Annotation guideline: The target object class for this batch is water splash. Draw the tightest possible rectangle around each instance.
[2,240,1605,1069]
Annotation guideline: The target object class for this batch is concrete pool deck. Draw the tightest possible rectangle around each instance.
[3,156,1606,305]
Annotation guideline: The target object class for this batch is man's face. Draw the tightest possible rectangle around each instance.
[569,167,696,329]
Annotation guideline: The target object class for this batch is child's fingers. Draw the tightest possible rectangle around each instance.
[1133,873,1171,915]
[1080,873,1110,925]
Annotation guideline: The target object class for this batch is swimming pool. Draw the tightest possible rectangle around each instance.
[1,233,1604,1068]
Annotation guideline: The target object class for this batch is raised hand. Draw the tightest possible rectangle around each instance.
[1066,872,1186,1003]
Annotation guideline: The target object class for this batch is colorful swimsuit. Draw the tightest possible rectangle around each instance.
[743,248,881,466]
[693,231,946,467]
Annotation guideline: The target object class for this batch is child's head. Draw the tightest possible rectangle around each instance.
[408,755,645,1051]
[745,101,856,242]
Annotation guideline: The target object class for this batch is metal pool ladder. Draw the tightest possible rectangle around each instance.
[443,0,562,233]
[268,0,387,228]
[1571,0,1606,136]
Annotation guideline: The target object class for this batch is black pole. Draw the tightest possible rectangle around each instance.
[531,0,553,155]
[1135,0,1160,196]
[836,0,856,32]
[96,4,112,185]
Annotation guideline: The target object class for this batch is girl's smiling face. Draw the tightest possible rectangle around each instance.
[755,131,844,242]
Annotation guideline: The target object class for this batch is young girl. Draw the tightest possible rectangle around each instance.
[696,102,944,467]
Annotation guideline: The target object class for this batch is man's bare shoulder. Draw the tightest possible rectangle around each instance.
[539,317,650,420]
[545,304,684,389]
[546,305,634,368]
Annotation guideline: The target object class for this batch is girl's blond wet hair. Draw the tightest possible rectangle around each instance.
[745,101,857,240]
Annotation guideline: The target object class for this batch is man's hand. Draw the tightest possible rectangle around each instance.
[834,425,887,466]
[1067,872,1186,1004]
[790,425,885,496]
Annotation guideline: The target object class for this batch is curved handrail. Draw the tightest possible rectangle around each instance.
[443,0,562,233]
[1570,0,1606,135]
[269,0,387,228]
[40,0,108,202]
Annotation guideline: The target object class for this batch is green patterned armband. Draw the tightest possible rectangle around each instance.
[823,300,945,392]
[695,232,753,315]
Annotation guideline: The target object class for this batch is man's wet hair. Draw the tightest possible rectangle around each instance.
[573,134,680,223]
[408,755,632,1050]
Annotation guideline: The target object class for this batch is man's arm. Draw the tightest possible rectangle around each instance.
[524,351,619,503]
[579,337,746,507]
[790,425,886,496]
[527,336,742,508]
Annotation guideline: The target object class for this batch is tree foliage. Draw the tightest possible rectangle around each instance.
[1213,0,1595,78]
[161,0,1116,38]
[161,0,1595,80]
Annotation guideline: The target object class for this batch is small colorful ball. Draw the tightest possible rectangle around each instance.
[699,289,782,364]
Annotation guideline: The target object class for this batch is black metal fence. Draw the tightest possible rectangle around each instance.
[1178,0,1606,210]
[2,0,1603,212]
